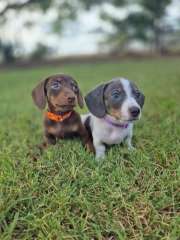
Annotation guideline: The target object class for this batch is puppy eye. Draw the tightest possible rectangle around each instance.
[51,81,61,90]
[72,85,78,92]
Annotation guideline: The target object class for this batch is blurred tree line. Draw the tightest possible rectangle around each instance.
[0,0,179,63]
[100,0,180,54]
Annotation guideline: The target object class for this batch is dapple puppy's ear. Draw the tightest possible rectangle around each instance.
[32,78,48,109]
[139,92,145,108]
[131,81,145,109]
[77,89,84,108]
[85,83,106,118]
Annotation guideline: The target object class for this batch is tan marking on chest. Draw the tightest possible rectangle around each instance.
[47,125,62,135]
[70,124,79,132]
[47,122,79,136]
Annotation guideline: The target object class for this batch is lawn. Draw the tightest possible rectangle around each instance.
[0,58,180,240]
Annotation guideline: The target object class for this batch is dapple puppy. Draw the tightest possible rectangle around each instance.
[32,74,94,152]
[82,78,145,158]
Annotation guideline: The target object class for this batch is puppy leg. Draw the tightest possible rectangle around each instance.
[38,132,56,152]
[125,132,135,151]
[124,125,135,150]
[45,132,56,145]
[126,136,134,150]
[78,124,95,153]
[93,136,106,159]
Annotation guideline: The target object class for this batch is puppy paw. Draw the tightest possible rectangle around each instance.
[95,152,105,159]
[95,144,106,159]
[128,145,136,151]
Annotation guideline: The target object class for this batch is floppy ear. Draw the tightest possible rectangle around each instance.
[85,83,106,118]
[32,79,47,109]
[139,92,145,108]
[131,81,145,109]
[77,89,84,108]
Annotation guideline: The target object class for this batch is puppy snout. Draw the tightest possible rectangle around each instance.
[68,96,75,104]
[129,106,140,118]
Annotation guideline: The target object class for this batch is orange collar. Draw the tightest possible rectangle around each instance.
[45,111,72,122]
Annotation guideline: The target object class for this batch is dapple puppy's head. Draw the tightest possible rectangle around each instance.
[85,78,145,122]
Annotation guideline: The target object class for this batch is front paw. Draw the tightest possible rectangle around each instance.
[45,134,56,145]
[95,151,105,159]
[94,142,106,160]
[128,145,136,151]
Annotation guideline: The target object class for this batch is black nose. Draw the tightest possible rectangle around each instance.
[68,97,75,103]
[129,106,140,117]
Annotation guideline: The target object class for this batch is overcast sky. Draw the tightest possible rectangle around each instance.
[0,0,180,56]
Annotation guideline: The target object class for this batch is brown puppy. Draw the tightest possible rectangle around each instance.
[32,74,94,152]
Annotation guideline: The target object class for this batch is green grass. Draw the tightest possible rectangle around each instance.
[0,58,180,240]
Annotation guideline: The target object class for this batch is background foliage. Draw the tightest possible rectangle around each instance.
[0,0,179,62]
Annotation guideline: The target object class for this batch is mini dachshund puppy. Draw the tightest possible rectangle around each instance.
[32,74,94,152]
[82,78,145,159]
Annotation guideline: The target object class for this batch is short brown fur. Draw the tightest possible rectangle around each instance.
[32,74,94,153]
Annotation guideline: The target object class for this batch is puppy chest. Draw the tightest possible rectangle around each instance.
[46,122,79,137]
[99,127,128,144]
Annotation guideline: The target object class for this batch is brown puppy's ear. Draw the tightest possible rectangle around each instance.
[77,89,84,108]
[85,83,106,118]
[32,79,47,109]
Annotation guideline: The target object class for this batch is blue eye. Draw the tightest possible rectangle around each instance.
[51,81,61,90]
[72,85,78,93]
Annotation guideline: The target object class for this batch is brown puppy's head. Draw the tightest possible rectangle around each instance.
[85,78,145,122]
[32,74,84,112]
